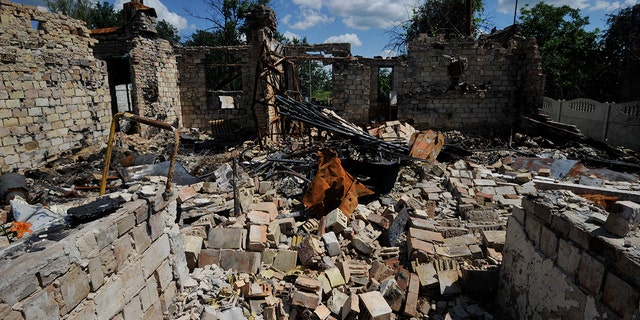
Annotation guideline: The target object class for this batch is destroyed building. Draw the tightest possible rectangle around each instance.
[1,1,640,320]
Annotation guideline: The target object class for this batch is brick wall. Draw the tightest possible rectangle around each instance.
[498,195,640,319]
[0,1,111,172]
[175,46,254,130]
[0,188,188,320]
[395,32,543,131]
[333,60,371,124]
[129,37,182,126]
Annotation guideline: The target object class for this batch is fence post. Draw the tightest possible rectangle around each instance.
[557,99,563,122]
[602,102,612,142]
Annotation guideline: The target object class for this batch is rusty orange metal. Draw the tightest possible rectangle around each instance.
[303,148,374,218]
[580,194,619,209]
[409,130,445,162]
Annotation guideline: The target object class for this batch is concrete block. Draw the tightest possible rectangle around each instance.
[577,252,605,295]
[95,276,124,320]
[139,278,160,312]
[604,201,640,237]
[524,213,542,245]
[602,272,640,319]
[131,222,152,254]
[218,250,261,274]
[87,257,104,292]
[327,289,349,316]
[183,235,203,271]
[342,293,360,320]
[60,265,90,312]
[352,235,376,256]
[367,213,390,229]
[22,288,59,320]
[249,202,278,219]
[291,290,320,309]
[123,296,143,320]
[408,227,444,244]
[557,238,581,278]
[248,225,267,251]
[198,249,221,268]
[299,236,323,266]
[551,214,571,237]
[113,234,134,272]
[99,246,116,276]
[141,302,162,320]
[359,291,392,320]
[148,211,165,241]
[154,260,173,292]
[325,267,346,287]
[403,273,420,317]
[482,230,506,252]
[117,213,136,237]
[208,228,246,249]
[539,226,558,259]
[322,231,340,257]
[141,234,171,279]
[326,208,348,233]
[247,210,271,225]
[76,230,99,259]
[271,250,298,273]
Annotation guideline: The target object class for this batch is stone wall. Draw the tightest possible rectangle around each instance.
[395,30,542,131]
[0,188,188,320]
[498,194,640,319]
[0,1,111,172]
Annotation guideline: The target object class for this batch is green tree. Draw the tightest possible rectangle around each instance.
[45,0,93,22]
[86,1,122,29]
[183,30,218,46]
[518,2,600,99]
[387,0,484,54]
[298,60,331,101]
[157,20,180,45]
[186,0,271,46]
[597,4,640,101]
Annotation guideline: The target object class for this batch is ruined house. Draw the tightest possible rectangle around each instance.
[1,1,639,319]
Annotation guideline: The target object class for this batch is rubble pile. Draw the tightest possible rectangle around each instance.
[1,119,639,319]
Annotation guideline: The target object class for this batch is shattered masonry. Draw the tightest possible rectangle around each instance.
[1,1,640,320]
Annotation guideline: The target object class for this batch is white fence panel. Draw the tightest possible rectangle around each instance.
[606,101,640,151]
[559,98,610,141]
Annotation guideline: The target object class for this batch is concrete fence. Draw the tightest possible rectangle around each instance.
[541,97,640,151]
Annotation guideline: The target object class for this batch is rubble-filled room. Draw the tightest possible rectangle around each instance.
[1,0,640,319]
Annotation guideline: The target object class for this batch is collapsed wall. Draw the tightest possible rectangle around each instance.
[0,1,111,172]
[397,28,543,131]
[498,192,640,319]
[0,185,188,319]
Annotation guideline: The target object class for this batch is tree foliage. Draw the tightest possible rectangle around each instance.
[518,2,599,99]
[185,0,271,46]
[46,0,121,29]
[387,0,484,54]
[597,4,640,101]
[86,2,122,29]
[157,19,180,46]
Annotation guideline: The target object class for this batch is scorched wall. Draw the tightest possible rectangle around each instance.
[0,1,111,173]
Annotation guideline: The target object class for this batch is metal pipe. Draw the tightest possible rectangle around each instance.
[100,112,180,197]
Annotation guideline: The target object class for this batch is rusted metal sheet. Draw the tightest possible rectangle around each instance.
[303,148,374,218]
[409,130,445,162]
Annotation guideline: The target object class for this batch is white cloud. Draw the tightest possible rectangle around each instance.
[115,0,190,31]
[380,49,396,58]
[589,0,639,11]
[293,0,323,10]
[286,8,334,30]
[497,0,595,14]
[324,33,363,47]
[283,31,303,42]
[325,0,422,29]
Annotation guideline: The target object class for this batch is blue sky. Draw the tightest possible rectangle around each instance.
[12,0,640,57]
